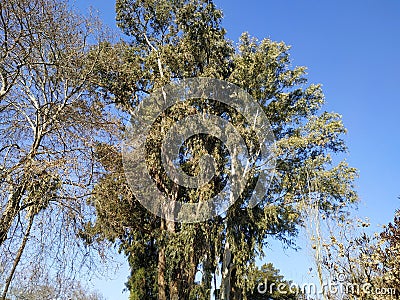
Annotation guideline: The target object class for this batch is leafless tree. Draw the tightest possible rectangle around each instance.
[0,0,120,298]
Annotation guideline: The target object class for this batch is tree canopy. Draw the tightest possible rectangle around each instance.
[83,0,358,299]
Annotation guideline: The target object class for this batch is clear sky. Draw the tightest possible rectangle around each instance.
[74,0,400,298]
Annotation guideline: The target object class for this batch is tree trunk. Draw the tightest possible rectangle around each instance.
[167,182,179,300]
[169,277,179,300]
[1,211,35,300]
[0,183,25,247]
[230,267,243,300]
[185,247,198,298]
[158,219,167,300]
[202,253,213,300]
[166,217,178,300]
[221,241,232,300]
[157,218,179,300]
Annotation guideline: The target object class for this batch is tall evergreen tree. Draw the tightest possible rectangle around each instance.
[84,0,358,299]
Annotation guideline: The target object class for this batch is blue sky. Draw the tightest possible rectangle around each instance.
[75,0,400,298]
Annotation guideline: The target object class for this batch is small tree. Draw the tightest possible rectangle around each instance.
[375,209,400,299]
[320,209,400,300]
[245,263,299,300]
[5,276,106,300]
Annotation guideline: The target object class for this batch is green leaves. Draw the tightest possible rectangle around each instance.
[87,0,359,298]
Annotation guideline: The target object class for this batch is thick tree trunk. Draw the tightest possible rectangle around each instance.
[157,219,179,300]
